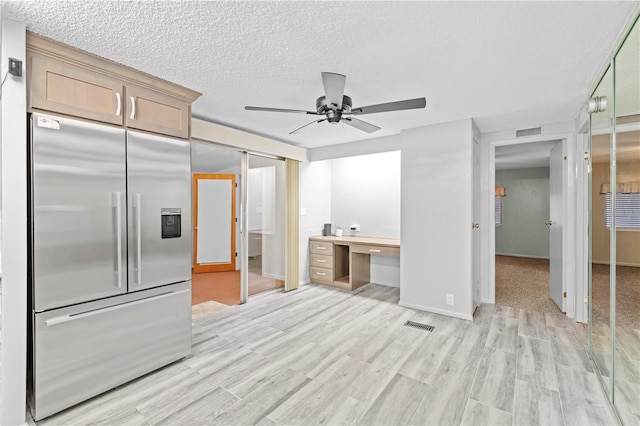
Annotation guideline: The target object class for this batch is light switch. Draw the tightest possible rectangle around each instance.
[300,207,307,216]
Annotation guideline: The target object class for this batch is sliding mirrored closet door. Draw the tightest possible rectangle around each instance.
[589,14,640,424]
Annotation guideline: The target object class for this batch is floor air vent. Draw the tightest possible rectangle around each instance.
[404,320,434,332]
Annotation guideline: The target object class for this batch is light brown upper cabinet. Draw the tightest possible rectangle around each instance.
[27,32,200,139]
[30,54,125,126]
[125,84,190,139]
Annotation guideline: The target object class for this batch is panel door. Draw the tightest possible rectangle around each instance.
[193,174,236,273]
[31,113,127,311]
[30,54,124,126]
[549,141,565,311]
[472,138,481,311]
[127,131,192,291]
[125,84,190,139]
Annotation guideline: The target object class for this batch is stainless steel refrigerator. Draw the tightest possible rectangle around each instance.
[28,112,192,420]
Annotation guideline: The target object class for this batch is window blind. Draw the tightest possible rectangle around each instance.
[495,196,503,225]
[605,193,640,228]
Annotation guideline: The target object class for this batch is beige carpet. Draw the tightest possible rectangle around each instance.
[592,263,640,328]
[191,300,229,319]
[495,255,564,315]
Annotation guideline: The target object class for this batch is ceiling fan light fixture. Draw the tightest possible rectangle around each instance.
[244,72,426,135]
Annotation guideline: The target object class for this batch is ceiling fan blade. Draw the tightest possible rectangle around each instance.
[245,106,319,115]
[321,72,346,110]
[349,97,426,115]
[342,117,381,133]
[290,118,327,134]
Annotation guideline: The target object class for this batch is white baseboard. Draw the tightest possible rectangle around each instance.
[299,279,311,286]
[372,281,400,288]
[398,300,474,321]
[496,252,550,260]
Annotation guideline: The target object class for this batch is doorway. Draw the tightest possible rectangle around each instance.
[190,142,242,311]
[493,140,565,314]
[247,154,285,295]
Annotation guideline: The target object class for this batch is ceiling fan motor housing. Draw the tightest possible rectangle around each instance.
[316,95,352,122]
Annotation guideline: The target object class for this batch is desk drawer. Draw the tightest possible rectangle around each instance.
[310,266,333,284]
[310,241,333,254]
[351,244,400,257]
[310,253,334,268]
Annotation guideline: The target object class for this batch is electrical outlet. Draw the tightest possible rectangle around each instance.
[446,293,454,306]
[350,224,360,232]
[300,207,306,216]
[8,58,22,77]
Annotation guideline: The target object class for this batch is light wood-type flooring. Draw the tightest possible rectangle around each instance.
[29,283,618,426]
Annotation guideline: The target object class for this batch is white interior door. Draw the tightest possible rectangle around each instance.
[472,138,481,310]
[549,142,565,311]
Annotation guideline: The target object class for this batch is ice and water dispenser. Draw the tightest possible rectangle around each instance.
[161,208,182,239]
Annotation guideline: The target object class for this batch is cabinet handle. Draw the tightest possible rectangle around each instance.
[369,249,381,253]
[316,246,326,250]
[130,96,136,120]
[316,272,326,276]
[115,93,122,116]
[317,259,326,263]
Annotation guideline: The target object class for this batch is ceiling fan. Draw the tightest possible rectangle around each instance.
[245,72,426,135]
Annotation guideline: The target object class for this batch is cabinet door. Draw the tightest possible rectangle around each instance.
[30,54,124,125]
[125,84,190,138]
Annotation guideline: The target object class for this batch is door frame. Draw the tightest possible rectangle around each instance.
[192,173,236,273]
[482,129,579,320]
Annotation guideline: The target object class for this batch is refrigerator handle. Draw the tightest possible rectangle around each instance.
[44,290,189,326]
[113,192,123,288]
[134,192,142,285]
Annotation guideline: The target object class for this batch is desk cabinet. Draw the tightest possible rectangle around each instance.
[308,236,400,291]
[309,241,334,285]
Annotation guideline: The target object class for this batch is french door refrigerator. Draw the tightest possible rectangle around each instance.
[28,112,192,420]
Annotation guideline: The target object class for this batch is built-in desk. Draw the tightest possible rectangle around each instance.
[309,236,400,291]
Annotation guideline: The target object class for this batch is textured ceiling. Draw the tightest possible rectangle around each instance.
[1,1,637,148]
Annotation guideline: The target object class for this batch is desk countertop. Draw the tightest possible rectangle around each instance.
[309,235,400,247]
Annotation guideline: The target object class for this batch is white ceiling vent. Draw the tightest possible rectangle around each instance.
[516,127,542,137]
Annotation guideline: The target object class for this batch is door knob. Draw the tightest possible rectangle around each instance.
[545,220,553,226]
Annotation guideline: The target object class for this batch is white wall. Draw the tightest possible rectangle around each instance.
[298,161,332,284]
[263,163,286,280]
[330,151,401,238]
[400,119,474,320]
[1,17,27,425]
[248,168,267,231]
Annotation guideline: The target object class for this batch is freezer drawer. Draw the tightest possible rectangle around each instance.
[29,281,191,421]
